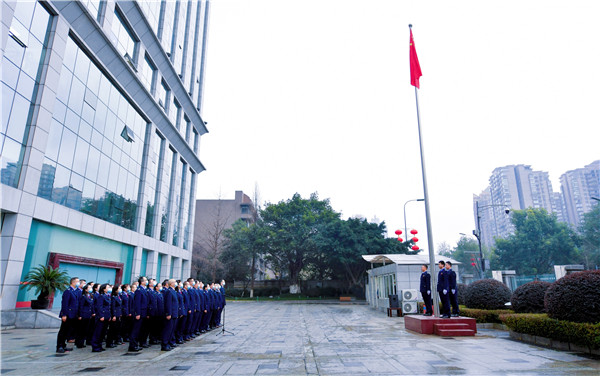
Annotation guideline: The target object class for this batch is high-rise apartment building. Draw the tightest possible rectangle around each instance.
[474,165,560,249]
[560,160,600,227]
[1,0,211,311]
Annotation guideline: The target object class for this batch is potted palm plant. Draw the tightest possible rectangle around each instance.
[20,264,70,309]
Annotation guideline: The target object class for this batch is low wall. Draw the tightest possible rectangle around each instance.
[1,309,61,329]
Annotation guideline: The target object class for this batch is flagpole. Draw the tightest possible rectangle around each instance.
[410,24,440,318]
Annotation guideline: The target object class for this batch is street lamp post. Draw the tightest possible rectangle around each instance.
[404,198,424,242]
[474,201,510,279]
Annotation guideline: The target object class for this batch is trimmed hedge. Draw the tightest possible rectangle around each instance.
[545,270,600,324]
[500,313,600,349]
[459,306,513,323]
[511,281,551,313]
[457,283,468,306]
[465,279,512,310]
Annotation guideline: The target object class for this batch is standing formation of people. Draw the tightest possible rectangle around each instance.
[433,260,459,318]
[56,276,227,353]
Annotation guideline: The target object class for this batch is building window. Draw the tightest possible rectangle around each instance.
[157,79,169,111]
[139,54,157,95]
[193,129,199,154]
[111,7,138,63]
[159,146,175,242]
[184,117,191,143]
[171,99,182,130]
[1,1,52,188]
[144,130,163,237]
[81,0,102,21]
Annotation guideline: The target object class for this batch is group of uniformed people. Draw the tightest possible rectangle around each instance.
[419,260,459,318]
[56,276,227,353]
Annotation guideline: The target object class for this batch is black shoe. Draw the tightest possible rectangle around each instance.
[442,315,451,319]
[100,348,106,352]
[107,344,117,348]
[91,349,103,353]
[64,347,73,352]
[161,346,172,351]
[76,345,86,349]
[128,347,141,352]
[141,344,150,348]
[56,348,66,353]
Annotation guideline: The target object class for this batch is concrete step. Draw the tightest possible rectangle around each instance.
[434,323,471,330]
[435,328,476,336]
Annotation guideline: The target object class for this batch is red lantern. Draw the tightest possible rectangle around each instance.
[411,245,419,251]
[410,229,418,235]
[412,237,418,243]
[395,229,402,235]
[397,237,403,242]
[471,262,476,267]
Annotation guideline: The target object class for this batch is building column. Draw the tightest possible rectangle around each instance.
[146,250,158,280]
[172,257,182,281]
[181,259,190,280]
[160,254,172,281]
[0,211,32,310]
[130,246,143,282]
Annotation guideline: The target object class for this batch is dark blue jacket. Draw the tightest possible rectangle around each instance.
[437,268,449,292]
[189,288,198,311]
[155,289,165,316]
[183,289,192,313]
[147,289,158,316]
[420,271,431,293]
[220,287,226,306]
[163,288,178,317]
[177,290,186,316]
[447,269,457,290]
[198,289,206,311]
[59,287,78,319]
[120,292,130,316]
[78,293,94,319]
[133,287,148,317]
[111,294,122,317]
[94,293,111,320]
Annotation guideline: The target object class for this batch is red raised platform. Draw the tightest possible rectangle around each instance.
[404,315,477,336]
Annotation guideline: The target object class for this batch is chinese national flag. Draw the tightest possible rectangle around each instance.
[409,29,422,88]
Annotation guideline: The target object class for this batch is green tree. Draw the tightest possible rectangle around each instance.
[261,193,339,293]
[578,205,600,269]
[313,218,417,293]
[494,208,580,275]
[439,236,482,275]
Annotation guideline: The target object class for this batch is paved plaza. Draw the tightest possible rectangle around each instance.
[1,301,599,375]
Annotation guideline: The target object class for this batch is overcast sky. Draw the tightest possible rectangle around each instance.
[196,0,600,253]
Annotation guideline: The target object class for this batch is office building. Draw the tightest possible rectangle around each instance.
[1,0,211,310]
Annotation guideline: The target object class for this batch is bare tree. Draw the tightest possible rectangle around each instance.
[193,193,232,282]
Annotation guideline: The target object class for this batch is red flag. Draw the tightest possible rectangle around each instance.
[409,29,422,88]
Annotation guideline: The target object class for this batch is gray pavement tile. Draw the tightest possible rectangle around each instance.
[3,302,600,375]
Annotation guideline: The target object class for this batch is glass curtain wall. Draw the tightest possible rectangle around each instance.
[38,36,146,230]
[1,1,52,188]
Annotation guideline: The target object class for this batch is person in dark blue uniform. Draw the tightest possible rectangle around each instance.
[217,281,227,327]
[76,282,94,348]
[419,264,433,316]
[174,282,186,343]
[200,284,211,332]
[445,261,460,317]
[106,286,123,348]
[151,282,165,344]
[56,277,79,353]
[120,284,131,342]
[437,261,451,318]
[140,279,156,347]
[161,279,178,351]
[129,277,148,352]
[69,279,85,343]
[91,284,111,352]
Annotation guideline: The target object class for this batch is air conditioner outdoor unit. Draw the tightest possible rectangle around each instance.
[402,301,418,314]
[401,289,419,302]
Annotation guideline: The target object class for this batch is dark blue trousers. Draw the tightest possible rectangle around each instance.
[91,318,107,351]
[438,290,451,316]
[161,317,174,347]
[449,291,459,315]
[421,291,432,314]
[129,317,143,349]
